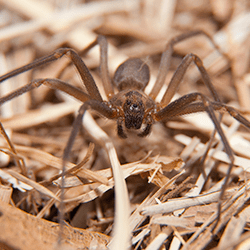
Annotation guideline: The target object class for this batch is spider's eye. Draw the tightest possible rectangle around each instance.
[130,103,138,110]
[125,99,141,112]
[126,100,131,106]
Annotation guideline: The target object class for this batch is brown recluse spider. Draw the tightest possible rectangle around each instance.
[0,30,250,229]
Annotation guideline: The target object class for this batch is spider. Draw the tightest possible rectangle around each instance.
[1,31,249,152]
[0,30,250,222]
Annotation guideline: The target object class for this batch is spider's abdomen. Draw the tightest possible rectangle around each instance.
[113,58,150,91]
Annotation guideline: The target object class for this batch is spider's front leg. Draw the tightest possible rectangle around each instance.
[153,91,250,226]
[63,100,117,161]
[155,92,235,162]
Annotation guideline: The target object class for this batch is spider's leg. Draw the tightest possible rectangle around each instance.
[166,101,250,195]
[156,92,235,161]
[63,49,103,101]
[56,35,114,99]
[97,35,114,98]
[57,36,114,99]
[59,99,116,242]
[155,92,237,226]
[63,100,116,160]
[158,52,225,186]
[0,48,103,102]
[57,38,99,79]
[164,100,250,129]
[0,78,91,106]
[149,30,226,100]
[160,53,221,106]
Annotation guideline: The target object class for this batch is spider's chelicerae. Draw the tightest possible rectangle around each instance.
[0,31,250,216]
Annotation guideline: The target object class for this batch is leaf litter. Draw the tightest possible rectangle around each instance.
[0,0,249,249]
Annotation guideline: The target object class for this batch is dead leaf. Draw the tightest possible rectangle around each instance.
[0,200,110,250]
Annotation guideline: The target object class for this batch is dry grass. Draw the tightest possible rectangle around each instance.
[0,0,249,249]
